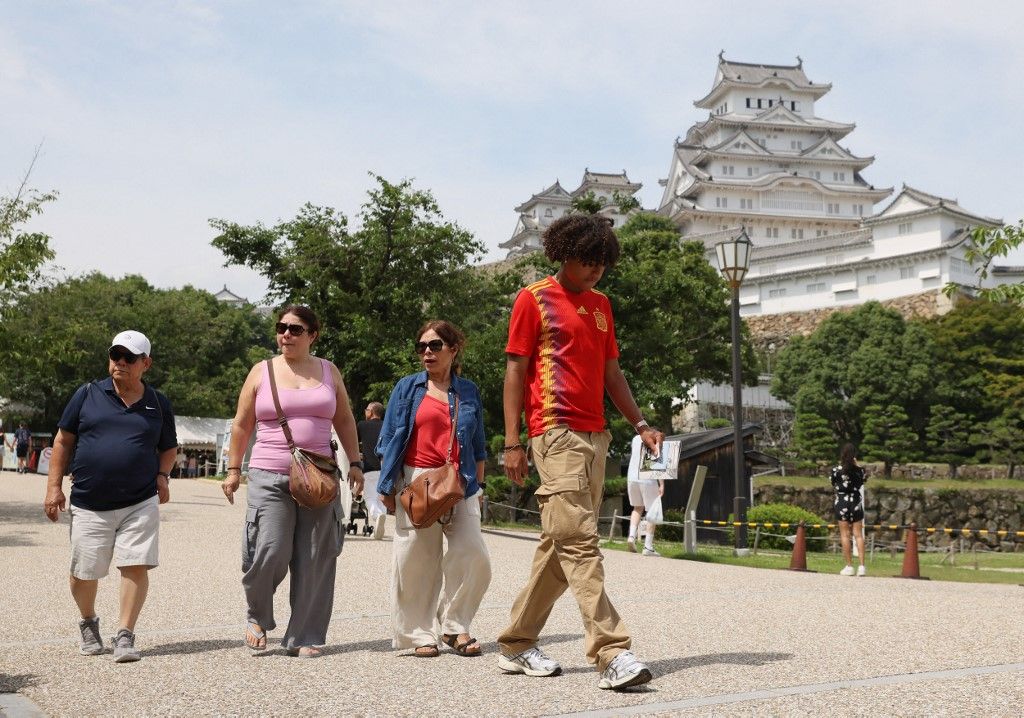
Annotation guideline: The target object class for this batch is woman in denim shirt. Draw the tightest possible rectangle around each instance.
[376,320,491,657]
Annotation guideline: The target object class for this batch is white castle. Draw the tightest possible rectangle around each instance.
[502,54,1022,315]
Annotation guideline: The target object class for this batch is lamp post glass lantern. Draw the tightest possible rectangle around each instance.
[715,228,752,555]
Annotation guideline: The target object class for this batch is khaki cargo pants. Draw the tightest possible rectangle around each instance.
[497,426,630,672]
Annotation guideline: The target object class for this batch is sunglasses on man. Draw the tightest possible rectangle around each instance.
[109,348,143,364]
[414,339,446,354]
[275,322,308,336]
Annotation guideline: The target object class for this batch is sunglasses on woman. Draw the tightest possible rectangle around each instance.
[275,322,308,336]
[108,348,142,364]
[414,339,446,354]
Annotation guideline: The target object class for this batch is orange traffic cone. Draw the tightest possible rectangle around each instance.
[789,521,813,572]
[898,523,929,580]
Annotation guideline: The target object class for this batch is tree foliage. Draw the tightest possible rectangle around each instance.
[861,403,918,477]
[0,168,57,309]
[571,191,604,215]
[925,404,971,476]
[211,175,519,424]
[0,274,272,428]
[792,412,836,461]
[772,302,935,460]
[943,221,1024,304]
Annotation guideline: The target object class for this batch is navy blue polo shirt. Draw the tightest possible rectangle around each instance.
[59,378,178,511]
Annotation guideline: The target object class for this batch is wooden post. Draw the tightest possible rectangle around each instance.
[752,526,761,555]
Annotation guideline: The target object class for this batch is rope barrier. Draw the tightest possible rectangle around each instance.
[693,519,1024,539]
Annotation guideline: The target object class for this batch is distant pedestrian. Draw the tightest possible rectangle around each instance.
[625,435,665,557]
[43,330,177,662]
[831,443,867,577]
[15,422,32,473]
[186,453,197,478]
[358,401,386,539]
[497,214,662,691]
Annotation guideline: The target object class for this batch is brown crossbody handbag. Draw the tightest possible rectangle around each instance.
[399,395,464,529]
[265,358,340,509]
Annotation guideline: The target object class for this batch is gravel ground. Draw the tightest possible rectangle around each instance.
[2,471,1022,717]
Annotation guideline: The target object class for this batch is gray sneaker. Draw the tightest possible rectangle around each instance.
[599,650,652,690]
[112,628,141,663]
[78,617,104,655]
[497,647,562,677]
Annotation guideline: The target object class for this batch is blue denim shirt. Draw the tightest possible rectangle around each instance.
[375,371,487,497]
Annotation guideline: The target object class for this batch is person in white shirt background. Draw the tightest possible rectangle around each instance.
[625,435,664,556]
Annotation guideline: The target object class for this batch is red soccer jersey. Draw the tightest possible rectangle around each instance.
[506,276,619,437]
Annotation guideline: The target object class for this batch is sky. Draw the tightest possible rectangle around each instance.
[3,0,1023,303]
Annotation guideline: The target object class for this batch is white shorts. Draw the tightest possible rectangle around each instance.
[69,495,160,580]
[627,479,660,509]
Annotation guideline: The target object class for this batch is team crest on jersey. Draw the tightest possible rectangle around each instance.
[593,309,608,332]
[577,306,588,315]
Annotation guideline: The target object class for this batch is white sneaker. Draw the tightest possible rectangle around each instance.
[598,650,652,690]
[498,647,562,677]
[857,564,866,577]
[840,565,855,576]
[373,513,386,540]
[626,537,637,553]
[642,547,660,557]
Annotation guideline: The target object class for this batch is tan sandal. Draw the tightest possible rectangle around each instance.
[245,622,266,655]
[414,644,439,658]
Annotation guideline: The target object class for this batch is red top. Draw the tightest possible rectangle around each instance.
[506,276,619,437]
[404,395,460,468]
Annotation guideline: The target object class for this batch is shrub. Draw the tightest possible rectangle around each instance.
[746,503,830,552]
[705,418,732,429]
[658,509,686,542]
[603,477,626,497]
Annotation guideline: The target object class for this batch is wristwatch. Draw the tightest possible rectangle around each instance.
[634,419,650,432]
[157,471,169,480]
[350,461,364,470]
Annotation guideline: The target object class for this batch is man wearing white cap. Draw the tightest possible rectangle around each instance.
[44,330,178,663]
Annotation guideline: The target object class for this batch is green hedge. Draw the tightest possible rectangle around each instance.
[746,503,830,552]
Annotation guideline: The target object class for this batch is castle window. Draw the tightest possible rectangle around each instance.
[898,222,914,235]
[816,229,830,237]
[715,197,728,208]
[806,282,826,293]
[790,140,803,150]
[900,267,915,279]
[765,227,779,238]
[791,101,799,111]
[757,99,763,109]
[746,98,752,108]
[865,275,877,284]
[768,288,786,298]
[951,257,972,275]
[827,203,840,215]
[825,253,843,266]
[720,165,735,176]
[790,228,804,239]
[740,198,754,210]
[853,203,865,216]
[544,208,552,217]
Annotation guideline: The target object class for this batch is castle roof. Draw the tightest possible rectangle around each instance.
[513,180,572,213]
[695,54,831,109]
[866,184,1002,227]
[572,169,642,197]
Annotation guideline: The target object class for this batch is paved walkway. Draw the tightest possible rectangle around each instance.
[1,472,1021,716]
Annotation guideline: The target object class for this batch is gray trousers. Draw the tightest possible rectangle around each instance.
[242,468,344,649]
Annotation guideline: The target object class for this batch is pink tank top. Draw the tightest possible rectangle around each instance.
[249,358,336,474]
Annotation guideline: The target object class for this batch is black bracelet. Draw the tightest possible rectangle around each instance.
[227,466,241,471]
[350,461,364,470]
[502,443,526,453]
[157,471,169,479]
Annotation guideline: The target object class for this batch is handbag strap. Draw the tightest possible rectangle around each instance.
[445,395,460,464]
[265,359,297,452]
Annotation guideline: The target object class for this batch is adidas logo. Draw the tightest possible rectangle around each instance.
[577,306,588,315]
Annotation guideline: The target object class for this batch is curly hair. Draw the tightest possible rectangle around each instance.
[542,214,620,267]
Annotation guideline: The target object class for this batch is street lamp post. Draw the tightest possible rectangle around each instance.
[715,228,753,556]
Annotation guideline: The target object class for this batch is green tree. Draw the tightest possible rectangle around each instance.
[773,302,936,449]
[925,403,971,477]
[792,412,837,461]
[0,164,57,308]
[861,403,918,477]
[611,190,640,214]
[0,273,272,428]
[943,221,1024,303]
[211,175,515,421]
[571,191,604,214]
[516,213,755,451]
[980,411,1024,479]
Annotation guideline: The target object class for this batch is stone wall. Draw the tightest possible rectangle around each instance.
[745,290,956,352]
[755,484,1024,551]
[790,461,1019,481]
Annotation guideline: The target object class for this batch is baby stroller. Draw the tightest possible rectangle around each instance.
[346,493,375,537]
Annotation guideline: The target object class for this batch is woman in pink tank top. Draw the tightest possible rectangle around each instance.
[223,305,364,658]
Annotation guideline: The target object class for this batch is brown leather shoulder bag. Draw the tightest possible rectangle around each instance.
[266,358,340,509]
[399,395,464,529]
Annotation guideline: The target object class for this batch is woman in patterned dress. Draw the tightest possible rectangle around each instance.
[830,443,867,576]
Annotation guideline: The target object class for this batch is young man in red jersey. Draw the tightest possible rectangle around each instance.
[496,214,664,690]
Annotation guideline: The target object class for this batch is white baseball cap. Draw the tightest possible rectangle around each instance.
[110,330,152,357]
